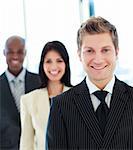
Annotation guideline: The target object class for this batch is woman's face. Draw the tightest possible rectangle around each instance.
[43,50,66,82]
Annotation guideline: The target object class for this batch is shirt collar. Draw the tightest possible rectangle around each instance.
[86,75,115,95]
[5,68,26,82]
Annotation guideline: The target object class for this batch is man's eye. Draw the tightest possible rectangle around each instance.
[86,49,94,53]
[17,51,24,55]
[102,49,110,53]
[7,52,13,55]
[83,49,94,55]
[88,49,93,52]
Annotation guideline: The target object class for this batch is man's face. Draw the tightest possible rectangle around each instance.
[4,38,26,76]
[78,33,119,89]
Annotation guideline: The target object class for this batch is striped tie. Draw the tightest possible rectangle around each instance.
[12,78,24,112]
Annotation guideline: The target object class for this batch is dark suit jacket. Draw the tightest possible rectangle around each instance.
[0,70,41,150]
[46,78,133,150]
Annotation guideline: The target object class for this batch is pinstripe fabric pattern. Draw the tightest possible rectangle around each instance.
[46,78,133,150]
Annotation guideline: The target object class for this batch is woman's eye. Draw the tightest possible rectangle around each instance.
[57,60,63,62]
[45,60,52,63]
[56,58,64,62]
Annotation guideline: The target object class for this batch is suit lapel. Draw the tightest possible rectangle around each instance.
[1,73,19,116]
[73,80,103,147]
[25,71,31,93]
[103,78,129,148]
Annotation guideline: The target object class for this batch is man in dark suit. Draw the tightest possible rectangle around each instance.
[0,35,41,150]
[46,17,133,149]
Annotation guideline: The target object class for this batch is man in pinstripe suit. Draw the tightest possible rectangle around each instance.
[46,16,133,149]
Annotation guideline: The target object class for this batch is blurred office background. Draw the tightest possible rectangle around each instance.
[0,0,133,86]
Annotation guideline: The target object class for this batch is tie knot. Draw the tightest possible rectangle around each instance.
[93,90,108,102]
[12,78,21,83]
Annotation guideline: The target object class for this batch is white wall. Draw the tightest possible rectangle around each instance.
[0,0,84,85]
[0,0,25,74]
[94,0,133,85]
[1,0,133,86]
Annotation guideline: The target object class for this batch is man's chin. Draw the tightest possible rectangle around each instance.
[91,77,109,83]
[9,67,22,75]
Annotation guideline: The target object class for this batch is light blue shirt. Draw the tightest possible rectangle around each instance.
[86,75,115,111]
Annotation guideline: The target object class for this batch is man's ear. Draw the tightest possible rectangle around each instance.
[116,48,119,56]
[3,49,6,56]
[24,49,27,56]
[77,49,82,61]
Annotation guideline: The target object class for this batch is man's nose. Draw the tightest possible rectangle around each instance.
[93,53,104,63]
[12,52,19,59]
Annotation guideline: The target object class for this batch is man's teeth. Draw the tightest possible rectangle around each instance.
[12,60,19,64]
[92,66,105,70]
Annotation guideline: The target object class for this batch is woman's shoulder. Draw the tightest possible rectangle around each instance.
[21,88,48,101]
[21,88,50,113]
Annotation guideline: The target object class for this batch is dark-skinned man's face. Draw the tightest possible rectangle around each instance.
[4,38,26,76]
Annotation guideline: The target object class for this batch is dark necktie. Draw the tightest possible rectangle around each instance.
[93,90,109,136]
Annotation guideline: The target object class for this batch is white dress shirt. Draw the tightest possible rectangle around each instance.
[86,75,115,111]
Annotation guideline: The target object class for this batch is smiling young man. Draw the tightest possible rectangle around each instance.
[46,17,133,150]
[79,32,118,89]
[0,35,41,150]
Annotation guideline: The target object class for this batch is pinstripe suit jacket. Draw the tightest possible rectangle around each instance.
[0,70,41,150]
[46,78,133,150]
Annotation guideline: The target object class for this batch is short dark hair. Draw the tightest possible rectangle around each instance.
[39,41,72,88]
[77,16,118,51]
[5,35,25,49]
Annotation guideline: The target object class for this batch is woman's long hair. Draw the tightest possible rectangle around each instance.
[39,41,72,88]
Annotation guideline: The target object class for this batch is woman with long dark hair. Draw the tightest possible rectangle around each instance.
[20,41,72,150]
